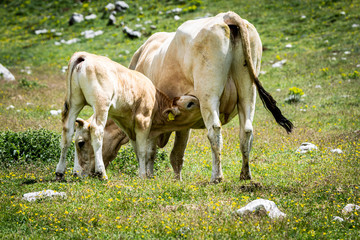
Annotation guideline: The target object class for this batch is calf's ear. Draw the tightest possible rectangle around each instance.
[162,108,180,121]
[75,118,86,128]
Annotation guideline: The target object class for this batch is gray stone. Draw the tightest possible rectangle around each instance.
[272,59,287,68]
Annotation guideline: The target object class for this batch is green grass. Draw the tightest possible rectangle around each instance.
[0,0,359,239]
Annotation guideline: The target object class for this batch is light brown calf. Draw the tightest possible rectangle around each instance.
[55,52,200,180]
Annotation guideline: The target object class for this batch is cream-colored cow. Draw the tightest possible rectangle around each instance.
[55,52,200,180]
[129,11,293,183]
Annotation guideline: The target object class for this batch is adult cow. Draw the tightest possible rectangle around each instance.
[128,11,293,183]
[72,12,293,182]
[55,52,201,180]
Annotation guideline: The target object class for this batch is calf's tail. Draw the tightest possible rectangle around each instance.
[62,52,86,122]
[224,12,293,133]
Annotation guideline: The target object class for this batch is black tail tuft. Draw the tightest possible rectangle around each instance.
[254,78,294,133]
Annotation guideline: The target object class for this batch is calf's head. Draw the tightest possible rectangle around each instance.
[74,117,129,176]
[161,95,201,126]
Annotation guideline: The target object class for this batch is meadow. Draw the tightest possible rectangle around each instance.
[0,0,359,239]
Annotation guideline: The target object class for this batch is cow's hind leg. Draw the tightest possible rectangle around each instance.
[233,73,256,181]
[56,102,83,180]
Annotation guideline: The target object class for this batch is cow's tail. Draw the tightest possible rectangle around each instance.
[62,52,86,122]
[224,12,293,133]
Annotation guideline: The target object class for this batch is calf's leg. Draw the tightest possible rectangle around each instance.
[56,103,83,180]
[170,129,191,181]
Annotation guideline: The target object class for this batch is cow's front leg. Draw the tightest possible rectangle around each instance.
[56,103,83,180]
[170,129,191,181]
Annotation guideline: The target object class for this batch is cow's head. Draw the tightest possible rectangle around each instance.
[74,117,129,177]
[162,95,201,125]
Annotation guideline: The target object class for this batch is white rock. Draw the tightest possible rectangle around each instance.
[174,15,181,21]
[341,57,347,61]
[352,24,359,28]
[272,59,287,68]
[35,29,48,35]
[315,85,322,88]
[50,109,62,116]
[20,66,31,75]
[144,20,152,25]
[235,199,286,219]
[6,105,15,110]
[333,216,344,222]
[276,88,281,92]
[115,1,129,10]
[296,142,317,153]
[285,44,292,48]
[344,51,351,55]
[340,11,346,15]
[331,57,336,61]
[331,148,343,154]
[324,40,329,43]
[301,15,306,19]
[54,41,61,46]
[0,64,16,81]
[342,204,360,215]
[69,13,84,25]
[105,3,115,11]
[81,30,103,39]
[85,14,97,20]
[356,64,360,68]
[64,38,80,45]
[23,189,66,202]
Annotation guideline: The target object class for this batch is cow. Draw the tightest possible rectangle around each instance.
[71,11,293,183]
[129,11,293,183]
[55,51,201,180]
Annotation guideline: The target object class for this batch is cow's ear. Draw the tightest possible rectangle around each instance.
[75,118,86,128]
[174,95,199,110]
[162,108,180,121]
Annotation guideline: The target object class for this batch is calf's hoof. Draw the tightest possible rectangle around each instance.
[55,172,64,181]
[239,171,252,181]
[210,175,224,184]
[94,171,108,181]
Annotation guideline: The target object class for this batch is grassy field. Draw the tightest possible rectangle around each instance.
[0,0,359,239]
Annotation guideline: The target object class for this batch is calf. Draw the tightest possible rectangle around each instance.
[56,52,200,180]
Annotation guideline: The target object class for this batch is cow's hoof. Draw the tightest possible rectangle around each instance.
[210,176,223,184]
[55,172,64,181]
[73,171,81,178]
[94,172,108,181]
[239,171,252,181]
